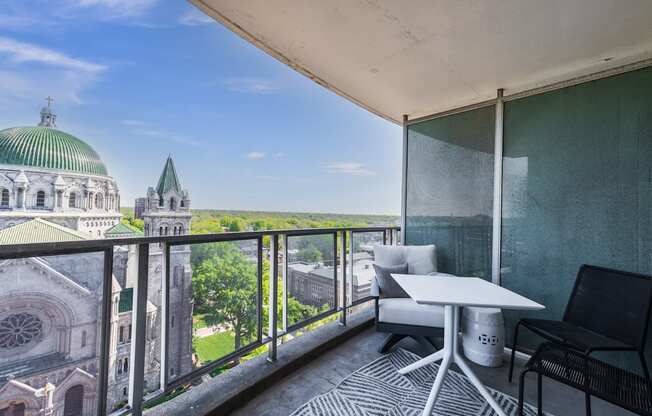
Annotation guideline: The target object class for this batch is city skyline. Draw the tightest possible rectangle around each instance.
[0,1,402,215]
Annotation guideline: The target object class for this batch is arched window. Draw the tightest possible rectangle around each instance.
[0,402,25,416]
[36,190,45,207]
[170,198,176,210]
[180,200,185,208]
[0,188,9,206]
[68,192,77,208]
[159,226,163,236]
[64,385,84,416]
[81,330,87,348]
[123,357,129,373]
[159,197,164,207]
[95,193,103,209]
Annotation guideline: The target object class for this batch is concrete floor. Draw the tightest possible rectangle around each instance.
[231,328,635,416]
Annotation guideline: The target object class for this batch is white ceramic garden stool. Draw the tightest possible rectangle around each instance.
[462,307,505,367]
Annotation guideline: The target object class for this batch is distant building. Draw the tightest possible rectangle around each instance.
[287,252,376,307]
[134,198,146,219]
[0,101,193,415]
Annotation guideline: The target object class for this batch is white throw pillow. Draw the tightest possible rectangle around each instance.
[373,245,407,267]
[405,245,437,275]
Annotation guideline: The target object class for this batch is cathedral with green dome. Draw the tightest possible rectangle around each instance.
[0,101,121,236]
[0,101,193,416]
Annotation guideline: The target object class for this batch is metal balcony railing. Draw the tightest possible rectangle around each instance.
[0,225,399,416]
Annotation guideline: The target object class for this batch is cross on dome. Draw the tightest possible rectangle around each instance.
[39,96,57,128]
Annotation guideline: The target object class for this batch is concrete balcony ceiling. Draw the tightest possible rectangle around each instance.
[192,0,652,123]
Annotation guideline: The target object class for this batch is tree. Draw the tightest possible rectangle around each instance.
[121,216,144,231]
[296,244,323,263]
[193,243,258,351]
[220,216,246,232]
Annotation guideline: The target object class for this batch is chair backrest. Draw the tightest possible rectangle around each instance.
[373,245,437,275]
[563,264,652,350]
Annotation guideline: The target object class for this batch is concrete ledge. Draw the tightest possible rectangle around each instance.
[146,309,374,416]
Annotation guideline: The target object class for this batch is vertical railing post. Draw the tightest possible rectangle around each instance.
[282,234,288,332]
[159,242,170,391]
[401,114,409,244]
[97,247,114,416]
[339,231,347,326]
[382,229,387,245]
[268,234,279,362]
[332,232,338,314]
[347,231,354,312]
[129,243,149,416]
[257,236,264,342]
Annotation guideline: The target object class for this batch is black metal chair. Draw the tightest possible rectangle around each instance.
[518,343,652,416]
[509,264,652,414]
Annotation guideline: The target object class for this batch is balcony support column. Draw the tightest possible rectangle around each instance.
[491,89,504,285]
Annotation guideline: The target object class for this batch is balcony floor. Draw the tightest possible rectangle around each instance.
[232,327,635,416]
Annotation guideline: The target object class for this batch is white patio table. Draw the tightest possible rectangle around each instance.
[392,274,544,416]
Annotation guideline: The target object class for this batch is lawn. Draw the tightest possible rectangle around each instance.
[193,331,235,364]
[193,313,209,331]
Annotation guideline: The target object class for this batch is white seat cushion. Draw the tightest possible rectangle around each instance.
[378,298,445,328]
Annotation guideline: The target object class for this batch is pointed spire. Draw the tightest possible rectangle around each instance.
[156,155,182,197]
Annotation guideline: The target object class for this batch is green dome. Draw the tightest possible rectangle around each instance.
[0,126,108,176]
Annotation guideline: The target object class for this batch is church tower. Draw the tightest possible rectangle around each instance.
[142,156,191,237]
[140,156,194,379]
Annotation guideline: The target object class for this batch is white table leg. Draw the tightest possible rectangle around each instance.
[421,304,454,416]
[399,305,508,416]
[397,349,444,375]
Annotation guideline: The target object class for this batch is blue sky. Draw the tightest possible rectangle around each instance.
[0,0,401,215]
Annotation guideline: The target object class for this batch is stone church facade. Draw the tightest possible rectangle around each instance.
[0,103,193,416]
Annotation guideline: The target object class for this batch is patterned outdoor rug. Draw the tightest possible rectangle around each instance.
[290,349,548,416]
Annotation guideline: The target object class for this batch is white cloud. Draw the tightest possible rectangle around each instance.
[73,0,158,18]
[223,78,279,94]
[179,9,213,26]
[246,152,266,160]
[325,162,374,176]
[0,36,106,106]
[0,36,106,72]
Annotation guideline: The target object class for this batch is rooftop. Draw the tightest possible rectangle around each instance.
[0,126,108,176]
[0,218,90,245]
[156,155,183,197]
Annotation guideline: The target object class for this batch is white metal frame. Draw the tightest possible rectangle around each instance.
[491,89,504,285]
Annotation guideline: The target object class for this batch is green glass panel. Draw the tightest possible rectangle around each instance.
[501,67,652,370]
[405,106,495,279]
